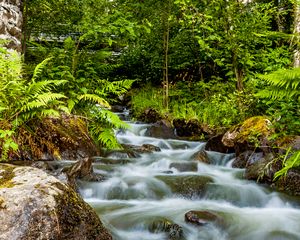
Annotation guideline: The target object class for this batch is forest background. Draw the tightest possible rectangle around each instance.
[0,0,299,175]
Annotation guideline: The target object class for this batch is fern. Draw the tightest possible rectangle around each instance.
[78,93,111,108]
[89,125,120,149]
[31,57,53,83]
[26,80,67,96]
[95,79,135,97]
[274,149,300,180]
[257,68,300,99]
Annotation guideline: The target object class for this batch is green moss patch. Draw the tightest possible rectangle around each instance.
[0,164,16,189]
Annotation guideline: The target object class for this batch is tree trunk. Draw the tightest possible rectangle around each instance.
[0,0,23,52]
[162,0,171,110]
[293,1,300,67]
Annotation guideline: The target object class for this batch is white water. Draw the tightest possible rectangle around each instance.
[79,116,300,240]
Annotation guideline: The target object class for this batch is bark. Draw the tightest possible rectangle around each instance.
[162,0,171,110]
[293,2,300,67]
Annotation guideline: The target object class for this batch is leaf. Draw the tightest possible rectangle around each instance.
[78,94,111,108]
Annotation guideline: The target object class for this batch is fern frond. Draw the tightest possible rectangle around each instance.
[274,149,300,180]
[21,101,47,112]
[39,109,61,118]
[78,93,110,108]
[26,80,67,96]
[97,109,128,129]
[257,68,300,100]
[36,93,66,104]
[31,57,53,82]
[89,126,120,149]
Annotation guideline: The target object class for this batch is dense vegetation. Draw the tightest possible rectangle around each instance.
[0,0,299,176]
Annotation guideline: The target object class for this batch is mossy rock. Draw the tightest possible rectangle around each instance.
[156,175,213,197]
[0,164,112,240]
[273,169,300,196]
[222,116,273,156]
[14,114,99,161]
[148,217,185,240]
[0,164,16,189]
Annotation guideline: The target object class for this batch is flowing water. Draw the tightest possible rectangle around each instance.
[78,110,300,240]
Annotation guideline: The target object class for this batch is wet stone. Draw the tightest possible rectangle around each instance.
[169,162,198,172]
[185,210,224,227]
[192,150,211,164]
[156,175,213,198]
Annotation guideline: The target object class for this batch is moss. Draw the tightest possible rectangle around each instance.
[0,164,15,188]
[236,116,272,143]
[51,182,112,240]
[0,196,5,209]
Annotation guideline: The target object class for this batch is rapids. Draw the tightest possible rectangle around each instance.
[78,111,300,240]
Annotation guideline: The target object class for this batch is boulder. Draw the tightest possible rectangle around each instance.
[123,144,161,154]
[103,148,140,158]
[185,210,224,227]
[63,157,105,189]
[274,169,300,196]
[192,150,211,164]
[232,151,264,169]
[244,153,280,183]
[149,218,184,240]
[156,175,213,198]
[16,115,99,161]
[145,120,176,139]
[205,135,235,154]
[173,119,203,138]
[138,108,162,123]
[169,162,198,172]
[275,136,300,154]
[0,164,112,240]
[222,116,273,156]
[0,0,23,51]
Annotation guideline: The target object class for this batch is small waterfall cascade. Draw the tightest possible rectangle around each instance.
[78,110,300,240]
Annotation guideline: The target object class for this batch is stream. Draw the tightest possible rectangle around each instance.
[78,110,300,240]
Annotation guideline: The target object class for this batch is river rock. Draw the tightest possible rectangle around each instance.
[274,169,300,196]
[265,230,300,240]
[103,148,140,158]
[156,175,213,197]
[0,164,112,240]
[192,150,210,164]
[185,210,224,227]
[169,162,198,172]
[138,108,162,123]
[205,135,235,153]
[92,156,132,165]
[149,218,184,240]
[232,151,264,169]
[244,153,279,183]
[222,116,273,156]
[173,118,203,138]
[145,120,177,139]
[63,157,105,189]
[276,136,300,154]
[123,144,161,154]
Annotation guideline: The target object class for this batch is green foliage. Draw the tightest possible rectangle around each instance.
[0,130,18,161]
[132,83,258,129]
[257,68,300,100]
[256,67,300,136]
[26,37,134,149]
[274,149,300,180]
